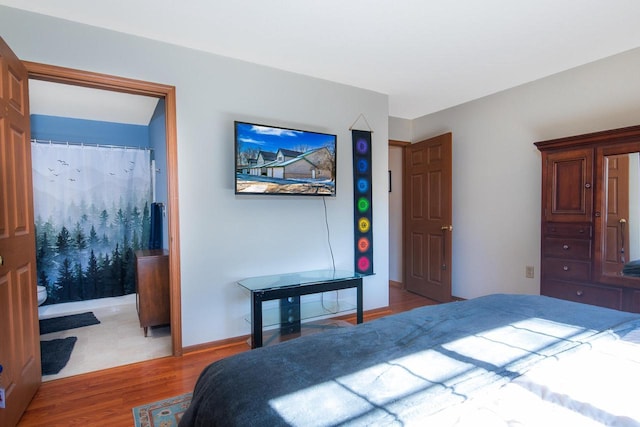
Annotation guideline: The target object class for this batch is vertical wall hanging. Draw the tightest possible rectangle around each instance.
[351,126,374,275]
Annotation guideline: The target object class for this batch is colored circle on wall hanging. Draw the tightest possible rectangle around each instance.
[357,237,370,252]
[358,217,370,233]
[356,138,369,154]
[357,158,368,173]
[357,178,369,193]
[357,197,370,213]
[357,256,371,272]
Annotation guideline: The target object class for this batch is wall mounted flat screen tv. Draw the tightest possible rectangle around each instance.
[235,121,337,196]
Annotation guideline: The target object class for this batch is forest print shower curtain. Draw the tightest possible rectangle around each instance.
[32,142,152,304]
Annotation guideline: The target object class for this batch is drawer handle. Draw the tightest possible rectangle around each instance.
[563,244,570,250]
[585,183,591,189]
[563,266,569,271]
[576,290,584,296]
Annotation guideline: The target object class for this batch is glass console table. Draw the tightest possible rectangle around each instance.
[237,270,364,348]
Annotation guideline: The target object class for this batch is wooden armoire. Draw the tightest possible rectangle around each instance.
[536,125,640,313]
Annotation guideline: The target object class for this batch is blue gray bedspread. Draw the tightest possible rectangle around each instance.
[179,294,640,426]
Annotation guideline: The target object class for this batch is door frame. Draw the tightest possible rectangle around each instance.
[24,61,183,355]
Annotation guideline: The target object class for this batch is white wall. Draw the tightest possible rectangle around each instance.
[0,6,389,347]
[389,117,412,142]
[411,47,640,299]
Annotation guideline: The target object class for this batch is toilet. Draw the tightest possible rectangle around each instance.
[37,285,47,306]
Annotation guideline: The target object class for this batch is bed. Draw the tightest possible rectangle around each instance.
[179,294,640,426]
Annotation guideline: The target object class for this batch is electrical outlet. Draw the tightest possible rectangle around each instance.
[526,265,534,279]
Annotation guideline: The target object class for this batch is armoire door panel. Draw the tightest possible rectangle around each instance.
[545,148,593,222]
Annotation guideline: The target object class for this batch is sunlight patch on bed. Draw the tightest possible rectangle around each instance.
[510,338,640,423]
[269,349,481,425]
[429,338,640,426]
[269,380,376,426]
[442,318,595,368]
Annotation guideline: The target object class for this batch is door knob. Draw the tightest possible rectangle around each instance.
[441,225,453,232]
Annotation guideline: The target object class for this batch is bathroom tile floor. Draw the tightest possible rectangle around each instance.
[38,294,172,381]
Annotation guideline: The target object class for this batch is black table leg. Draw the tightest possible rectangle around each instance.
[251,292,263,349]
[356,280,363,324]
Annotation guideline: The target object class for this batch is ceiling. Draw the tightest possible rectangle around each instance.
[29,80,159,126]
[5,0,640,120]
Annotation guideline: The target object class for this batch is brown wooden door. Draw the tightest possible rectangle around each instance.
[603,154,630,275]
[404,133,452,302]
[0,37,41,427]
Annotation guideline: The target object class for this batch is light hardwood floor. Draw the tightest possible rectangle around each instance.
[18,286,437,426]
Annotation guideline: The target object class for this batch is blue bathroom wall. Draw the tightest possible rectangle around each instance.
[148,98,169,250]
[30,114,149,147]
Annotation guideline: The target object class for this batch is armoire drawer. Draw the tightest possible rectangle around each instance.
[544,222,592,238]
[543,258,591,281]
[542,280,622,310]
[543,237,591,260]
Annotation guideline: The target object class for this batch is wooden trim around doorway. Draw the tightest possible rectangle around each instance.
[24,61,183,356]
[389,139,410,148]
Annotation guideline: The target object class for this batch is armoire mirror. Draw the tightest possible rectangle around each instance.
[597,142,640,285]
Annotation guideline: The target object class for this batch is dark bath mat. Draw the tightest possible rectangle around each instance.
[40,336,77,375]
[39,312,100,335]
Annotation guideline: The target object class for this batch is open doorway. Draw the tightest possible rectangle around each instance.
[389,141,408,289]
[30,80,171,379]
[24,61,182,378]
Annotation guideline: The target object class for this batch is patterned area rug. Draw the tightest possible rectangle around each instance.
[132,393,192,427]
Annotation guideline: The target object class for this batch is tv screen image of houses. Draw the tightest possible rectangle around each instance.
[235,121,337,196]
